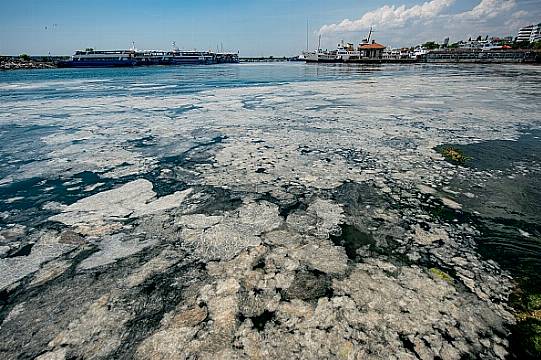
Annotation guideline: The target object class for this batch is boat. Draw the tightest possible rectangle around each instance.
[57,49,137,68]
[303,34,338,62]
[166,50,216,65]
[302,27,387,63]
[411,46,429,59]
[134,51,170,66]
[58,44,240,68]
[303,50,338,63]
[336,41,361,61]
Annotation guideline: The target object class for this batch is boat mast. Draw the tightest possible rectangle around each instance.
[318,34,321,52]
[306,19,309,51]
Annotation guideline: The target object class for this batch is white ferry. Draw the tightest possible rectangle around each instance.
[58,49,137,68]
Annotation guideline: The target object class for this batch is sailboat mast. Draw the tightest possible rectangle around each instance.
[306,19,309,51]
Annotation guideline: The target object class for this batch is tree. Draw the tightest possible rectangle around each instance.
[512,40,531,50]
[422,41,440,50]
[19,54,31,61]
[534,41,541,50]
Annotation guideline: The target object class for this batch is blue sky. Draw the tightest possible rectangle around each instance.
[0,0,539,56]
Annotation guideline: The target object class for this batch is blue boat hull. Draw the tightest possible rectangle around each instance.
[57,59,137,68]
[168,58,216,65]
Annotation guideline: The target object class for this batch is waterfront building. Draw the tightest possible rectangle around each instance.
[358,41,385,59]
[457,39,502,51]
[530,23,541,42]
[516,23,541,42]
[443,37,450,47]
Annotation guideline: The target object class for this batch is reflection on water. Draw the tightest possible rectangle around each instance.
[445,129,541,292]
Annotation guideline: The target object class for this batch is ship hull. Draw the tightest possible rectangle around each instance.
[57,59,137,68]
[169,58,216,65]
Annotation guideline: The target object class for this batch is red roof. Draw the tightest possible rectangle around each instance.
[359,43,386,49]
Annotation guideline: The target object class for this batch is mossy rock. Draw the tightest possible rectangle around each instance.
[438,146,470,165]
[429,268,453,284]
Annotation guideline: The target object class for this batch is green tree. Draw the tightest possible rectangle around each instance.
[19,54,31,61]
[422,41,440,50]
[513,40,531,49]
[533,41,541,50]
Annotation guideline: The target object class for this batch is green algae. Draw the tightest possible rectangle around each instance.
[527,294,541,311]
[429,268,454,284]
[438,146,471,166]
[510,289,541,358]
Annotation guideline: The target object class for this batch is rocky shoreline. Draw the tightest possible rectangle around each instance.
[0,59,56,71]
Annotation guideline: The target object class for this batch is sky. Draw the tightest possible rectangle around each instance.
[0,0,539,56]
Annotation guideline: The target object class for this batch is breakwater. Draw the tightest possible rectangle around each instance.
[0,57,57,70]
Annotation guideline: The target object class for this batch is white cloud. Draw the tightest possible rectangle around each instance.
[319,0,455,34]
[504,9,529,30]
[455,0,516,20]
[316,0,534,47]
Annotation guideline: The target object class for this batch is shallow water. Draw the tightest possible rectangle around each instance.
[1,62,540,280]
[1,62,541,358]
[443,129,541,291]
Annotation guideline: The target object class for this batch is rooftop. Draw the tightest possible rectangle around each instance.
[359,43,386,50]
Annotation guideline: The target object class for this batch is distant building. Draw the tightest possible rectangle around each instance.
[457,39,502,51]
[517,24,534,42]
[443,37,450,47]
[517,23,541,42]
[358,41,386,59]
[530,23,541,42]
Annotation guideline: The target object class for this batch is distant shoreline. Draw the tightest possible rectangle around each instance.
[2,53,540,71]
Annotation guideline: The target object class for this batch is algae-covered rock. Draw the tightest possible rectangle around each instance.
[429,267,454,284]
[439,146,470,165]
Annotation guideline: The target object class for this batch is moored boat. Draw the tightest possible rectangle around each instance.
[57,49,137,68]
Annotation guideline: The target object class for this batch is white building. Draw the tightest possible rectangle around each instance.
[530,23,541,42]
[517,23,541,42]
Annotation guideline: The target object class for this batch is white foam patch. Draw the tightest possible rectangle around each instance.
[0,68,539,187]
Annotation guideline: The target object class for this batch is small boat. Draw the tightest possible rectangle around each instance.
[303,50,338,62]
